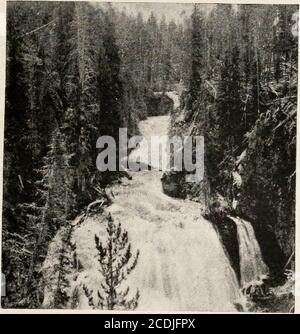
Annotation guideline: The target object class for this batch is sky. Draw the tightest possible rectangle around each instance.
[94,2,214,23]
[111,2,194,22]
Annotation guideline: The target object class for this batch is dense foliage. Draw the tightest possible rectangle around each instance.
[83,214,139,310]
[170,4,297,278]
[2,1,188,308]
[2,2,297,310]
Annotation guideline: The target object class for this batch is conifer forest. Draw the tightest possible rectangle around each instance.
[1,2,298,312]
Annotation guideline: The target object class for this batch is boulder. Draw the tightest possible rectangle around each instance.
[204,208,241,283]
[161,170,186,198]
[146,92,174,116]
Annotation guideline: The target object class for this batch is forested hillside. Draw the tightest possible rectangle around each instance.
[1,2,298,311]
[2,2,185,308]
[167,4,297,284]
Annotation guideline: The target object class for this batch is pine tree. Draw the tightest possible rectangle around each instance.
[3,1,158,308]
[98,7,123,141]
[243,49,266,133]
[58,2,102,202]
[190,5,205,106]
[217,45,243,148]
[83,214,140,310]
[273,5,296,81]
[4,4,32,202]
[2,3,41,307]
[213,45,243,197]
[238,5,252,85]
[24,128,75,306]
[53,226,76,308]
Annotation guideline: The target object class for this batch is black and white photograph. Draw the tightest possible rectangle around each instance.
[0,0,298,313]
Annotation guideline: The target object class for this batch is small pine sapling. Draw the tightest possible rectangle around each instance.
[83,214,140,310]
[53,226,76,308]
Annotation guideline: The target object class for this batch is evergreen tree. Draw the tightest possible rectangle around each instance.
[238,5,252,85]
[2,1,155,308]
[213,46,243,197]
[190,5,205,106]
[2,3,37,307]
[4,4,32,202]
[24,128,75,306]
[53,226,76,308]
[83,214,140,310]
[217,46,243,149]
[98,7,123,141]
[274,5,295,80]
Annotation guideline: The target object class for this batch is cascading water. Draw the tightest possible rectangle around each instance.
[42,92,259,311]
[229,216,269,288]
[68,106,245,311]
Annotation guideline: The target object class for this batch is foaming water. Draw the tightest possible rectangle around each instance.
[43,94,255,311]
[229,216,269,288]
[65,113,244,311]
[93,112,243,311]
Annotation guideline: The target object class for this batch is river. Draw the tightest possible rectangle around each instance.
[70,114,243,311]
[42,96,268,311]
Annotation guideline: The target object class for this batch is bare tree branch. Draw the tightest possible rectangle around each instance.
[19,18,57,39]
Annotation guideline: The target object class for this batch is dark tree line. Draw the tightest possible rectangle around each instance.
[83,214,139,310]
[3,1,297,309]
[2,2,187,308]
[181,4,297,275]
[2,1,120,307]
[114,6,191,119]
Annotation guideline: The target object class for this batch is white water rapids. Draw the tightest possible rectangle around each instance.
[229,216,269,288]
[70,115,242,311]
[42,94,269,311]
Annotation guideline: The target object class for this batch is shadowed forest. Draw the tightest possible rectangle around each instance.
[1,2,298,312]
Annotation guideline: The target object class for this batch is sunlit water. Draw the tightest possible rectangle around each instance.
[229,216,269,288]
[43,94,268,311]
[71,114,243,311]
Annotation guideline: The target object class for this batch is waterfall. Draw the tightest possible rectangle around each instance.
[43,111,247,311]
[229,216,269,288]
